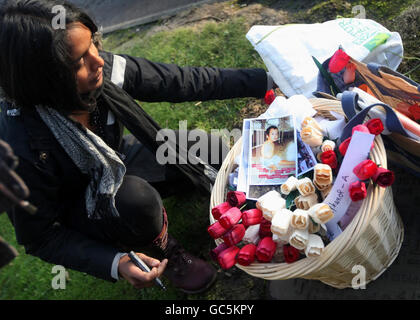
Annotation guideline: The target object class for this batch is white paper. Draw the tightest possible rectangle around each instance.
[324,131,375,240]
[237,119,252,193]
[260,95,316,127]
[316,117,347,140]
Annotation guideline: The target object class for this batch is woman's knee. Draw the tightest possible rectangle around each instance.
[115,175,164,239]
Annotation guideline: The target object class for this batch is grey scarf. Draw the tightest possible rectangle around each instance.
[36,105,126,219]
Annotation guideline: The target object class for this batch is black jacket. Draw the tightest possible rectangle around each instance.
[0,51,267,281]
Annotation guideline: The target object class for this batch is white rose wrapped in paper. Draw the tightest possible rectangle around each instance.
[256,190,286,221]
[313,164,333,190]
[271,208,292,237]
[242,224,260,245]
[280,176,298,195]
[289,228,309,250]
[301,116,323,132]
[305,234,325,257]
[309,203,334,224]
[297,177,316,196]
[300,126,323,147]
[295,193,318,210]
[290,209,309,230]
[321,140,336,152]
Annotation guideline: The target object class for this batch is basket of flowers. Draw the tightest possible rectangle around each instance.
[208,96,404,289]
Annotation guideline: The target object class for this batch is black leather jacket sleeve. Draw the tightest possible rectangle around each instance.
[118,53,268,102]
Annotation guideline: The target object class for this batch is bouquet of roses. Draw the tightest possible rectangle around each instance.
[208,111,395,270]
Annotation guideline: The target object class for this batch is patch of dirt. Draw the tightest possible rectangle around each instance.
[143,2,290,37]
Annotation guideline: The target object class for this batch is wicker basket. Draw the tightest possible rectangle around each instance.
[209,98,404,289]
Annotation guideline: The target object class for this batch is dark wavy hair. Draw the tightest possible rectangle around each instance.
[0,0,101,111]
[265,125,279,138]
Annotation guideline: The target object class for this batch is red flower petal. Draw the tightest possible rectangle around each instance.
[211,201,232,220]
[226,191,247,208]
[339,137,351,156]
[348,180,367,201]
[372,167,395,187]
[210,242,229,262]
[320,150,338,169]
[353,159,378,180]
[256,237,277,262]
[365,118,384,135]
[283,244,300,263]
[328,48,350,73]
[222,224,246,247]
[237,244,257,266]
[207,221,229,239]
[217,246,240,269]
[242,209,263,227]
[219,207,243,229]
[264,89,276,105]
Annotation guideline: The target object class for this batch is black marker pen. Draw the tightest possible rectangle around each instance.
[128,251,166,290]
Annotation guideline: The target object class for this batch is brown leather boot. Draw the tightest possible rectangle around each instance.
[162,235,217,294]
[150,208,216,294]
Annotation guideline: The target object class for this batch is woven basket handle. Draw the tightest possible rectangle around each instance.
[340,91,409,142]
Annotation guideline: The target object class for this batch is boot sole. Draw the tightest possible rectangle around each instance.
[178,271,218,295]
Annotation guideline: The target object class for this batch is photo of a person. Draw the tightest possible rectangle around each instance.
[247,116,297,189]
[261,125,295,173]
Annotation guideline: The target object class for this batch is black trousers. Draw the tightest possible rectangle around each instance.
[98,131,229,252]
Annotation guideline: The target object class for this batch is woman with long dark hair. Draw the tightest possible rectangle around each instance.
[0,0,272,293]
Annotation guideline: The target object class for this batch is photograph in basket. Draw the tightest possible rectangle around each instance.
[246,115,297,200]
[296,131,317,176]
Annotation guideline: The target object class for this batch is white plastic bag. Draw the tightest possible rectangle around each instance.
[246,18,403,98]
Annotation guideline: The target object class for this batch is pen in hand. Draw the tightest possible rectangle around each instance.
[128,251,167,291]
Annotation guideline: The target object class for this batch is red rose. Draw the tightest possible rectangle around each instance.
[264,89,276,105]
[256,237,277,263]
[283,244,300,263]
[211,201,232,220]
[365,118,384,135]
[219,207,243,229]
[353,159,378,180]
[351,124,370,135]
[207,221,229,239]
[328,48,350,73]
[348,180,367,201]
[222,224,246,247]
[217,246,240,269]
[237,244,257,266]
[339,137,351,156]
[226,191,247,208]
[242,209,263,227]
[210,242,229,262]
[372,167,395,187]
[259,217,272,238]
[408,103,420,121]
[320,150,338,169]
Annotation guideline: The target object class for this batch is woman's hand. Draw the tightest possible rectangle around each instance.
[118,252,168,289]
